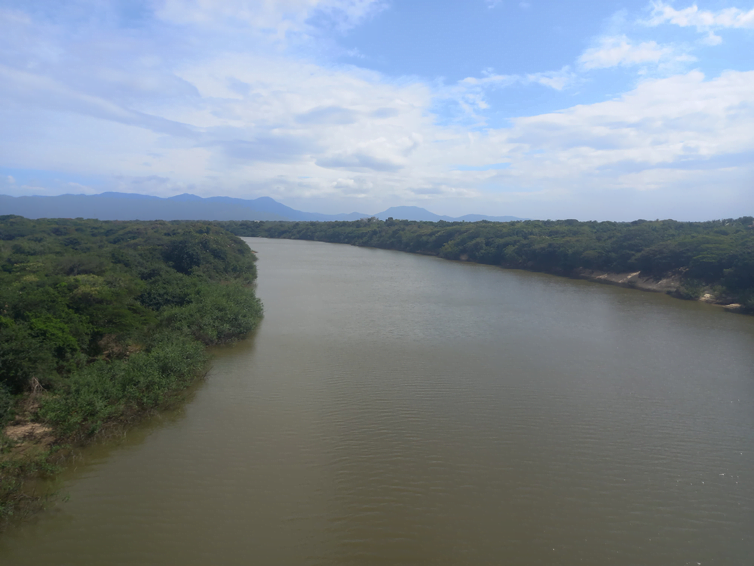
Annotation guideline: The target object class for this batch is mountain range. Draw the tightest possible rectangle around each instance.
[0,193,524,223]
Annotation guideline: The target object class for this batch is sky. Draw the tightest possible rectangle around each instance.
[0,0,753,220]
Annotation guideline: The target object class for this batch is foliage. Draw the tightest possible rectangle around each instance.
[0,383,12,427]
[158,283,264,344]
[0,214,262,425]
[38,335,207,437]
[221,216,754,306]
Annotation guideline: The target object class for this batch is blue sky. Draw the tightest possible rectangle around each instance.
[1,0,753,220]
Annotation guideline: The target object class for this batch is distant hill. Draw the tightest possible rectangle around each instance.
[0,193,524,223]
[374,206,448,221]
[165,193,369,221]
[0,194,284,221]
[374,206,523,222]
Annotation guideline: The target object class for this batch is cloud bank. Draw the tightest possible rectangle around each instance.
[0,0,752,220]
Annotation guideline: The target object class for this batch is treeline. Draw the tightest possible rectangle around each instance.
[1,216,262,520]
[221,217,754,309]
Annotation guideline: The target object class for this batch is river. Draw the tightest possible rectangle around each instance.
[1,237,753,565]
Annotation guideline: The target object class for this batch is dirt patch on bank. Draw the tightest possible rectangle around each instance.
[573,268,743,310]
[3,422,56,459]
[5,423,54,444]
[575,268,683,293]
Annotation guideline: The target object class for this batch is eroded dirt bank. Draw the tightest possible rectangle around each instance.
[573,268,743,311]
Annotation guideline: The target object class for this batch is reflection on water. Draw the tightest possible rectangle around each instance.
[1,237,753,565]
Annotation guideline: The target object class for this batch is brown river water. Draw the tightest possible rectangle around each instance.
[1,237,753,565]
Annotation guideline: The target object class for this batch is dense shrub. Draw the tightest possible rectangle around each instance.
[0,384,13,427]
[39,335,207,437]
[0,216,262,434]
[158,283,263,345]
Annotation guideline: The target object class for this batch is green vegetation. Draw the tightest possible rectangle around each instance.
[222,216,754,310]
[0,216,262,523]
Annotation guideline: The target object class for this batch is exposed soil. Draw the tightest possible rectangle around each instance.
[4,423,53,444]
[574,268,743,310]
[575,268,683,293]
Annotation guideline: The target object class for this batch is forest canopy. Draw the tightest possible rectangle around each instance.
[0,216,262,435]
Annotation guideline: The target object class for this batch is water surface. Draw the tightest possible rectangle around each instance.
[1,237,752,565]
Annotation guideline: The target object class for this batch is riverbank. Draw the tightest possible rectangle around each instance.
[220,218,753,314]
[455,256,743,311]
[0,343,212,526]
[570,268,743,310]
[0,217,263,528]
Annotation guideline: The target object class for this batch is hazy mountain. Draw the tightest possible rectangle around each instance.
[0,193,365,222]
[454,213,524,222]
[0,193,524,223]
[374,206,524,222]
[0,194,288,221]
[374,206,452,222]
[171,195,369,221]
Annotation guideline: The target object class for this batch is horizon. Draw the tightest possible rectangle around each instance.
[5,190,753,223]
[1,1,753,221]
[2,190,526,221]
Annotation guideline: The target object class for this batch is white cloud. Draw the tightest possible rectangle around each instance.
[440,67,575,121]
[578,35,692,70]
[701,30,723,45]
[316,133,422,172]
[647,2,754,36]
[526,68,575,90]
[0,64,195,138]
[459,67,573,92]
[155,0,386,36]
[488,70,754,193]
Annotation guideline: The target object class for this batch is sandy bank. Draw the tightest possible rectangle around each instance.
[574,268,744,311]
